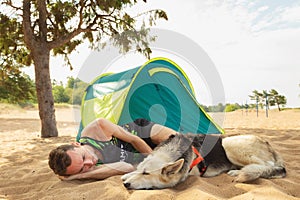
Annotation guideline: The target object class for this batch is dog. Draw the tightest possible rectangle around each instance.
[121,134,286,189]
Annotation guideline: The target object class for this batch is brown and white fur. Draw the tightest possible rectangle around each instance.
[122,134,286,189]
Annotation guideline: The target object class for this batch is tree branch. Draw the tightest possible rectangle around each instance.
[48,28,83,50]
[22,0,35,49]
[77,0,87,29]
[48,10,114,50]
[37,0,48,44]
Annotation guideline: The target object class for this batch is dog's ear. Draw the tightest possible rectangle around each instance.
[161,159,184,176]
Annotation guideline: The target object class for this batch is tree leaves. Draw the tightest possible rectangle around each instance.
[2,1,168,70]
[0,71,36,104]
[249,89,287,111]
[268,89,287,111]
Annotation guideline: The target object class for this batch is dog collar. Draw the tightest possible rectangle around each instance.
[189,146,207,176]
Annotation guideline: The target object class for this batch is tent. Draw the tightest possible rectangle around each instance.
[77,57,223,141]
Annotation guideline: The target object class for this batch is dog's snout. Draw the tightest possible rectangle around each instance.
[123,182,131,188]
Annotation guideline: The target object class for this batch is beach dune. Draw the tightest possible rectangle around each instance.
[0,106,299,200]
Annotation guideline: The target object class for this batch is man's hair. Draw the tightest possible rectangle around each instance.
[48,144,74,176]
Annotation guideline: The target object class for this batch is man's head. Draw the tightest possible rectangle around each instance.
[48,144,74,176]
[48,143,98,176]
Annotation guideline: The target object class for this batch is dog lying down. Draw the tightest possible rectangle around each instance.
[122,134,286,189]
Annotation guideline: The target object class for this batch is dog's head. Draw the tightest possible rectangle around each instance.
[121,158,185,189]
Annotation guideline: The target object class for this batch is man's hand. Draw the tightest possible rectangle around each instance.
[58,175,69,181]
[58,174,82,181]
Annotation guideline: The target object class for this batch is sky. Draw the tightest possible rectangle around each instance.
[23,0,300,107]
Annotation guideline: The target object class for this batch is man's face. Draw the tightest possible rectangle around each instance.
[65,146,98,175]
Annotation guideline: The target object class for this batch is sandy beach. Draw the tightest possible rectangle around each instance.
[0,105,299,200]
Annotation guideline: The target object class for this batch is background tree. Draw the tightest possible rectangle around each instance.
[0,71,36,104]
[50,77,88,105]
[0,13,35,104]
[68,77,89,105]
[249,89,287,112]
[262,90,270,117]
[200,103,225,112]
[268,89,287,111]
[249,90,264,109]
[52,81,70,103]
[1,0,167,137]
[224,103,241,112]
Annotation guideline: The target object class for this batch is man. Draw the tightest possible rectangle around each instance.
[48,118,177,180]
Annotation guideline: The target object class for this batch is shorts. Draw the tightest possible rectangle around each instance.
[121,118,157,149]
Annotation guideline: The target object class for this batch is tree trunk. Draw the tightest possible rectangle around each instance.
[23,0,58,137]
[32,47,58,137]
[277,102,281,111]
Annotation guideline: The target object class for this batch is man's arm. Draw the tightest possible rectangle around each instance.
[98,118,153,155]
[60,162,135,181]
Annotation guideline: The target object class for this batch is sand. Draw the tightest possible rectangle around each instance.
[0,106,299,200]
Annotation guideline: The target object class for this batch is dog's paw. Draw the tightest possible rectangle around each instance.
[227,170,240,177]
[234,173,252,183]
[234,171,260,183]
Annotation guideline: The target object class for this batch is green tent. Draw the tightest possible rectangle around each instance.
[77,57,223,141]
